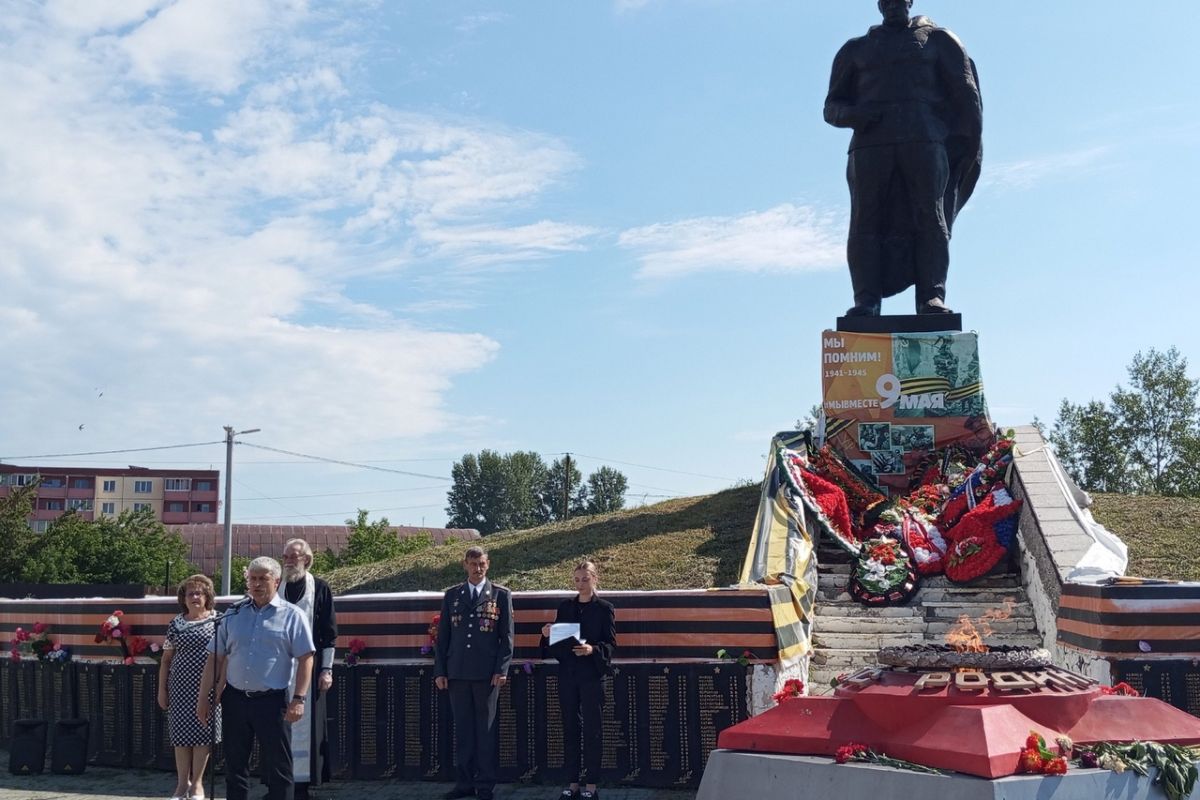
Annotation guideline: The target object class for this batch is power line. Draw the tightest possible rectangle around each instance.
[0,440,225,461]
[569,452,736,482]
[238,442,448,480]
[237,502,444,521]
[233,477,327,525]
[233,484,449,502]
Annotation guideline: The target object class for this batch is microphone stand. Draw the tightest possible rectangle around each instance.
[206,596,252,800]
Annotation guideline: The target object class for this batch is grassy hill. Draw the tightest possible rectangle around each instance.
[323,485,1200,594]
[325,485,760,595]
[1091,494,1200,582]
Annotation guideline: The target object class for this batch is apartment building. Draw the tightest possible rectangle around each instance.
[0,465,220,531]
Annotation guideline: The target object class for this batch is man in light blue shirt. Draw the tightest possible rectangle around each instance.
[198,557,314,800]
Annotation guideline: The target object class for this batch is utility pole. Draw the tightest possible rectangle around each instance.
[222,425,261,594]
[563,452,572,521]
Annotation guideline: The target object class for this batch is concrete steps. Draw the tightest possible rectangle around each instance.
[806,544,1043,697]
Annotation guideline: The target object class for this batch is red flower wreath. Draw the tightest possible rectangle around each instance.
[798,467,856,546]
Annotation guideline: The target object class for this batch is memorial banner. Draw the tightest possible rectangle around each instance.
[820,329,993,494]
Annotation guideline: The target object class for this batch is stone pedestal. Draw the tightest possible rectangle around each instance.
[697,751,1200,800]
[837,313,963,334]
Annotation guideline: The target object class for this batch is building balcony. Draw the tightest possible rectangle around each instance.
[190,489,219,502]
[66,487,93,500]
[161,510,191,525]
[30,509,63,521]
[37,486,67,499]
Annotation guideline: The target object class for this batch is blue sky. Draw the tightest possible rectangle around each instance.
[1,1,1196,528]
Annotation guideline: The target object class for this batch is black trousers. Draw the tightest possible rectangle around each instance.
[559,677,604,783]
[222,687,293,800]
[448,679,500,797]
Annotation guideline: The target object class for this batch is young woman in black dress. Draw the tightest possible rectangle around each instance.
[540,560,616,800]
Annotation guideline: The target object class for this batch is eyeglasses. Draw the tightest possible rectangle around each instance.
[186,590,207,597]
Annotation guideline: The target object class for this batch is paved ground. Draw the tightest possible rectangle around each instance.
[0,756,696,800]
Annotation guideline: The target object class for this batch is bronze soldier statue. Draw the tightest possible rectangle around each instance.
[825,0,982,316]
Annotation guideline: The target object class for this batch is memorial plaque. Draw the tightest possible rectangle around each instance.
[1114,660,1200,717]
[41,663,78,728]
[93,664,131,767]
[0,662,13,743]
[354,668,401,778]
[697,674,718,759]
[432,668,454,779]
[324,666,352,779]
[496,680,518,778]
[402,673,423,773]
[6,659,749,788]
[671,669,695,785]
[544,672,564,768]
[1185,670,1200,718]
[599,676,624,772]
[647,671,669,773]
[129,665,161,768]
[510,666,538,780]
[620,666,644,783]
[15,661,42,719]
[75,663,99,763]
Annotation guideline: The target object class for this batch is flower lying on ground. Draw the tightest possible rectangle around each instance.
[1072,741,1199,800]
[833,742,942,774]
[1099,681,1139,696]
[1018,731,1069,775]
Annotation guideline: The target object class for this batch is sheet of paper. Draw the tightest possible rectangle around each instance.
[549,622,584,646]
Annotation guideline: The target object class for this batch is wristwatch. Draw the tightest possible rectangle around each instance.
[292,695,306,703]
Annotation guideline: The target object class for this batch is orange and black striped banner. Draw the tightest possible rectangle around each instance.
[1057,582,1200,657]
[1,589,777,664]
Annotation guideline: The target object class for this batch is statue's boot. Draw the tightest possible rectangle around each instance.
[845,235,882,316]
[914,235,953,315]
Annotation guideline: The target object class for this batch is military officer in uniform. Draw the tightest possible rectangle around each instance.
[434,546,514,800]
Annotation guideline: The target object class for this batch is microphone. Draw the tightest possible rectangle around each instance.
[220,595,254,616]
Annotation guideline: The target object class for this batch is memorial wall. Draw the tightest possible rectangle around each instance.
[0,589,771,787]
[0,659,751,788]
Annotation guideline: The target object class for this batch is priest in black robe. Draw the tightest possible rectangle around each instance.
[281,538,338,800]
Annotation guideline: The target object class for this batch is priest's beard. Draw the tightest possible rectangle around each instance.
[284,564,308,583]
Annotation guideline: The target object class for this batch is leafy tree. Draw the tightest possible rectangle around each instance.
[1050,399,1134,493]
[537,456,586,523]
[446,450,511,535]
[446,450,548,534]
[584,466,628,514]
[339,509,432,566]
[22,507,194,586]
[1110,347,1199,495]
[214,555,253,595]
[0,484,36,582]
[503,451,549,529]
[1051,347,1199,496]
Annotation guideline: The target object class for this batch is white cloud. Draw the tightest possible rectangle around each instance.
[118,0,305,93]
[0,2,584,455]
[984,145,1113,190]
[619,203,845,280]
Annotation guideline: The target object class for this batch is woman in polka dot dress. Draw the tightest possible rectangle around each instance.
[157,575,222,800]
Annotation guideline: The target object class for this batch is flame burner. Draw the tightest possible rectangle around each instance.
[877,644,1053,671]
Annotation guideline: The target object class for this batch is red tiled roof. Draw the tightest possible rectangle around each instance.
[168,523,480,576]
